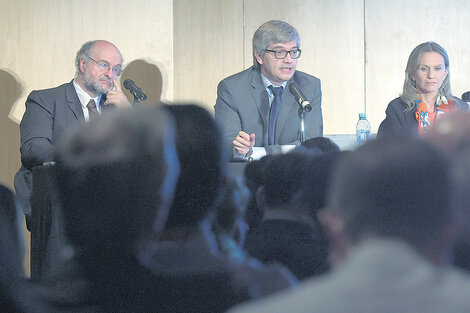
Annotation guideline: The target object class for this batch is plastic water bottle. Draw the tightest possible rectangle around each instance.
[356,113,371,145]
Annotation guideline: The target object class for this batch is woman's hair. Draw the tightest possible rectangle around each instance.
[400,41,453,111]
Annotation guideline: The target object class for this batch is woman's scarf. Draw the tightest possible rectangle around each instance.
[415,98,456,136]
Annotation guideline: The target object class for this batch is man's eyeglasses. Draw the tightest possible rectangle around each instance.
[86,55,122,76]
[265,49,302,59]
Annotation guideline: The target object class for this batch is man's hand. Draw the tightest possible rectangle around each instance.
[233,131,255,156]
[104,78,131,107]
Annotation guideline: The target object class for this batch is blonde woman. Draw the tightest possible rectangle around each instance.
[377,41,468,139]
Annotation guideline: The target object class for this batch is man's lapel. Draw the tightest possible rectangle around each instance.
[65,80,85,122]
[250,69,270,146]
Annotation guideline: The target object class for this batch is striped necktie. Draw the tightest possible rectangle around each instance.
[87,99,99,119]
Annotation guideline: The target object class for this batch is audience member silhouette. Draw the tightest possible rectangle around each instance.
[244,151,341,280]
[426,111,470,271]
[211,176,250,250]
[139,104,297,313]
[243,155,273,232]
[0,185,26,277]
[230,137,470,313]
[0,185,49,312]
[50,106,179,313]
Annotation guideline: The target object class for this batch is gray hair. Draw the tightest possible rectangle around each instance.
[401,41,453,111]
[252,20,300,70]
[74,40,97,77]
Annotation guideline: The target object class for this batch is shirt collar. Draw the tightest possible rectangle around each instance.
[260,72,288,90]
[73,79,102,111]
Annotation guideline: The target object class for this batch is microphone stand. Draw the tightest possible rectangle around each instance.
[298,106,309,143]
[132,94,141,106]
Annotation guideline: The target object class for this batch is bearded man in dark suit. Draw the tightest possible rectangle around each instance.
[14,40,131,226]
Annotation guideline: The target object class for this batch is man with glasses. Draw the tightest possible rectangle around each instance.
[215,20,322,160]
[14,40,131,226]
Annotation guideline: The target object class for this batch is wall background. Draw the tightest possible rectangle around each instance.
[1,0,470,273]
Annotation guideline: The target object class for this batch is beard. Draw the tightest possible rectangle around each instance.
[82,72,113,95]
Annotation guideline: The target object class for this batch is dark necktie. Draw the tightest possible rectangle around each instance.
[268,85,283,145]
[87,99,99,119]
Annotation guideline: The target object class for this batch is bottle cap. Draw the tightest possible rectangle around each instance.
[359,113,366,119]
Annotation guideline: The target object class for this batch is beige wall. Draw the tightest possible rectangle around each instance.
[173,0,245,106]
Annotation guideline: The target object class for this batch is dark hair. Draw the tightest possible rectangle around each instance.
[293,151,349,218]
[262,153,311,209]
[262,151,346,220]
[327,137,454,248]
[244,155,273,190]
[163,104,227,228]
[243,155,274,229]
[295,137,341,155]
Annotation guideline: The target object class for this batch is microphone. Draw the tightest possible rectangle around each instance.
[123,79,147,101]
[462,91,470,102]
[288,83,312,112]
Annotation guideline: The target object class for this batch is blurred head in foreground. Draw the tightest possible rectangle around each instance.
[321,137,460,267]
[53,106,179,255]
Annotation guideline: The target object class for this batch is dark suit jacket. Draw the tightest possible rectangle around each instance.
[377,97,469,139]
[214,67,322,156]
[14,80,107,218]
[244,219,329,281]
